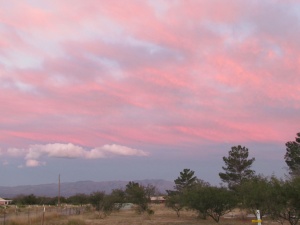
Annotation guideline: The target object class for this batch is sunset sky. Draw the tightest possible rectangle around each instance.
[0,0,300,186]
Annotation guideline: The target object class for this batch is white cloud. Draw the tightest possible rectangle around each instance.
[7,148,26,157]
[3,143,149,167]
[86,148,106,159]
[86,144,149,158]
[101,144,149,157]
[26,159,46,167]
[28,143,85,159]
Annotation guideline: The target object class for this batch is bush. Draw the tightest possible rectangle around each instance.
[147,209,155,215]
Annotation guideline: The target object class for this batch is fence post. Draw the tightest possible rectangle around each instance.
[252,210,262,225]
[256,210,261,225]
[3,206,6,225]
[28,206,31,225]
[41,206,45,225]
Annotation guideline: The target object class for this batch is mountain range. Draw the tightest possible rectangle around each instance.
[0,179,174,198]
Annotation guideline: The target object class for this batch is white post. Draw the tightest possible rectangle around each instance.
[256,210,261,225]
[42,205,45,225]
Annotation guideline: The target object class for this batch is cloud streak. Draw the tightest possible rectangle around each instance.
[3,143,149,167]
[0,0,299,178]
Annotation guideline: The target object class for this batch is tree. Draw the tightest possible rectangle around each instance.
[268,177,300,225]
[89,191,105,211]
[67,193,89,205]
[166,168,198,217]
[186,185,237,223]
[165,192,185,217]
[125,182,151,214]
[219,145,255,190]
[174,168,197,192]
[144,184,157,199]
[284,132,300,177]
[237,175,274,218]
[109,189,125,211]
[13,194,38,205]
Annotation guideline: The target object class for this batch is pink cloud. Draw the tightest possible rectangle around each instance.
[26,159,45,167]
[0,0,299,162]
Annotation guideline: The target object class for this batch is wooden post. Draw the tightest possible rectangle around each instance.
[58,174,61,208]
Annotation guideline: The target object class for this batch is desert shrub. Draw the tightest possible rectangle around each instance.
[147,208,155,215]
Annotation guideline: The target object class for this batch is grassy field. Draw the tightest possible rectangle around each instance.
[2,204,274,225]
[44,205,264,225]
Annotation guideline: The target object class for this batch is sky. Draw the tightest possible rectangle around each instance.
[0,0,300,187]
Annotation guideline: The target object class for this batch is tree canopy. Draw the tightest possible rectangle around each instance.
[125,181,151,214]
[185,185,237,222]
[285,132,300,177]
[219,145,255,189]
[174,168,197,192]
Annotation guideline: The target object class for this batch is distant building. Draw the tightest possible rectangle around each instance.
[0,198,12,205]
[150,196,166,204]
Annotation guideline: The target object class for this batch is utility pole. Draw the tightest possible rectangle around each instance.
[58,174,61,207]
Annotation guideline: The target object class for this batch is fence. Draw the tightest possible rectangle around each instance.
[0,205,87,225]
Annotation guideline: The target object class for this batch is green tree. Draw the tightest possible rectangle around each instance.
[219,145,255,190]
[144,184,157,199]
[89,191,124,218]
[174,168,197,192]
[109,189,125,211]
[186,185,237,223]
[165,192,185,217]
[237,175,274,218]
[125,182,150,214]
[89,191,105,211]
[67,193,89,205]
[166,169,198,217]
[268,177,300,225]
[13,194,38,205]
[285,132,300,177]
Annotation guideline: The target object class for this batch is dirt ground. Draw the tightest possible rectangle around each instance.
[54,204,264,225]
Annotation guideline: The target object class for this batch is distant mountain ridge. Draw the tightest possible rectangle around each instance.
[0,179,174,198]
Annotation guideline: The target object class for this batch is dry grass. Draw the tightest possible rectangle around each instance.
[1,205,281,225]
[57,205,267,225]
[4,211,60,225]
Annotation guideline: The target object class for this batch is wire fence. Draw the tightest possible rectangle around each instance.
[0,205,87,225]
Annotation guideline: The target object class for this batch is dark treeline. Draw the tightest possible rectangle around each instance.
[11,182,157,218]
[9,132,300,224]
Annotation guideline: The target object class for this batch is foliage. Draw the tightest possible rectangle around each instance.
[219,145,255,190]
[89,191,105,211]
[285,132,300,177]
[13,194,38,205]
[144,184,157,199]
[109,189,126,211]
[67,194,89,205]
[174,168,197,192]
[166,168,198,217]
[12,194,67,206]
[268,177,300,225]
[185,184,237,223]
[237,175,274,217]
[125,181,151,214]
[165,191,185,217]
